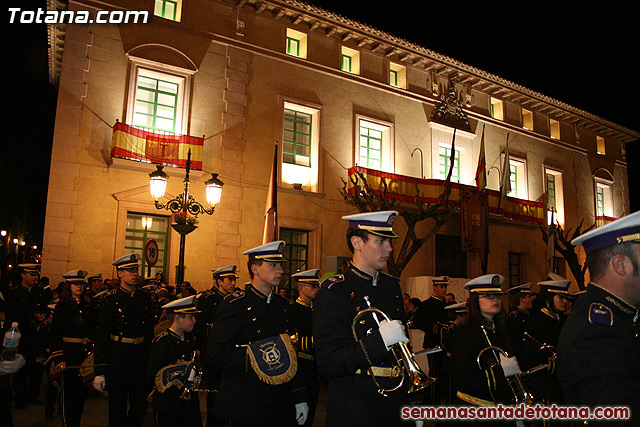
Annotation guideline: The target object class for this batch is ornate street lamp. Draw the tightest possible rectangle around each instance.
[149,149,223,285]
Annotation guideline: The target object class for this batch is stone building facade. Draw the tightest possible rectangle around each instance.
[43,0,639,292]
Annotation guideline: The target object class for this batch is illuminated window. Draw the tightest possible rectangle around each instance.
[281,101,320,192]
[126,63,191,135]
[595,181,612,218]
[596,136,606,155]
[341,46,360,74]
[154,0,181,21]
[438,146,461,183]
[522,109,533,130]
[389,63,406,89]
[356,116,394,173]
[505,156,527,199]
[125,212,169,277]
[545,168,565,226]
[550,119,560,139]
[283,109,311,167]
[286,28,307,59]
[491,98,503,120]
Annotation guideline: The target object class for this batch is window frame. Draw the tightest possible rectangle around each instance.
[503,154,527,200]
[154,0,182,21]
[594,179,613,218]
[355,115,395,173]
[544,166,565,226]
[280,99,321,193]
[508,252,521,287]
[549,118,561,139]
[124,212,170,278]
[340,46,360,75]
[521,108,533,130]
[280,228,310,297]
[125,56,195,136]
[490,98,504,120]
[389,63,406,89]
[285,28,308,59]
[438,145,461,183]
[596,136,606,155]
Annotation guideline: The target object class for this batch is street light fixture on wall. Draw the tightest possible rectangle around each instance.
[149,149,223,285]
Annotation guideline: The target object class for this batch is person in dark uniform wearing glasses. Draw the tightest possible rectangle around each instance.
[290,269,321,427]
[557,211,640,423]
[93,253,155,426]
[195,264,238,427]
[50,269,95,427]
[313,211,411,427]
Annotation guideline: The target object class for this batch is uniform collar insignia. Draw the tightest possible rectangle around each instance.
[119,285,133,295]
[589,283,639,321]
[249,284,268,300]
[295,298,312,308]
[541,307,559,320]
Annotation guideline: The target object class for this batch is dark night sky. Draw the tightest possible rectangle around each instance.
[2,0,639,248]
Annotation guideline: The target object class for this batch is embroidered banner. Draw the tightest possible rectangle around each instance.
[111,121,203,170]
[346,166,544,224]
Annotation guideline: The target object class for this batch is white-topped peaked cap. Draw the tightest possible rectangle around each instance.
[342,210,399,239]
[292,269,321,284]
[507,283,532,294]
[63,270,88,282]
[243,241,286,262]
[537,277,571,296]
[112,253,141,269]
[86,273,102,281]
[212,265,238,278]
[161,295,201,314]
[464,274,504,294]
[432,276,448,286]
[571,210,640,255]
[445,301,467,313]
[18,264,41,275]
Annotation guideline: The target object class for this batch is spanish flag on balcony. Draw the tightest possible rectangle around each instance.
[111,121,204,170]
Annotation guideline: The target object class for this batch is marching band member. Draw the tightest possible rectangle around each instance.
[93,253,155,426]
[441,301,468,405]
[207,241,308,426]
[147,296,202,427]
[313,211,410,427]
[505,283,534,361]
[291,269,321,427]
[557,211,640,420]
[195,264,238,427]
[522,277,570,405]
[50,269,95,427]
[448,275,524,417]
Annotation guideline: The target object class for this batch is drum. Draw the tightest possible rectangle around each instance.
[79,353,95,383]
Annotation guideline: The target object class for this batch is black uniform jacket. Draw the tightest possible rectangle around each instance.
[416,295,447,348]
[207,284,305,425]
[506,307,529,360]
[194,286,225,352]
[147,328,198,413]
[291,299,314,358]
[557,283,640,423]
[50,298,95,367]
[94,286,155,377]
[448,320,513,406]
[313,262,408,427]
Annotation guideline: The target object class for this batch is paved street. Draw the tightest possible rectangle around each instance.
[13,381,329,426]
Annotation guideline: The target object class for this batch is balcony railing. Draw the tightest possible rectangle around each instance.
[111,121,203,170]
[347,166,544,224]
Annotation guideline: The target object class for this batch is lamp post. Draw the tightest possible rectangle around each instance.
[149,149,223,285]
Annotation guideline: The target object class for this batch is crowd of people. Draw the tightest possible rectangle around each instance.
[0,209,638,427]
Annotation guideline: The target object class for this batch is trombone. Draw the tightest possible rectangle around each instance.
[352,296,434,397]
[478,325,534,406]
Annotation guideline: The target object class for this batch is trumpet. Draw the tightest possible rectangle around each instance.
[478,325,534,406]
[523,332,557,375]
[352,296,434,396]
[180,351,216,400]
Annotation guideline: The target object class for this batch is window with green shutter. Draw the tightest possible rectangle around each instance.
[133,75,179,133]
[359,126,383,171]
[596,186,605,217]
[124,213,169,279]
[438,146,460,182]
[280,228,309,297]
[390,69,398,87]
[509,162,518,197]
[341,54,352,72]
[283,109,311,167]
[286,37,300,57]
[154,0,178,20]
[546,173,556,211]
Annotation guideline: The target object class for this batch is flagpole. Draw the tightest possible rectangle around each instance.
[263,141,279,244]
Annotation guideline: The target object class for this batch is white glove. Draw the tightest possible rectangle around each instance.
[499,354,521,377]
[378,319,409,349]
[93,375,107,392]
[416,421,424,427]
[295,402,309,425]
[0,354,26,375]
